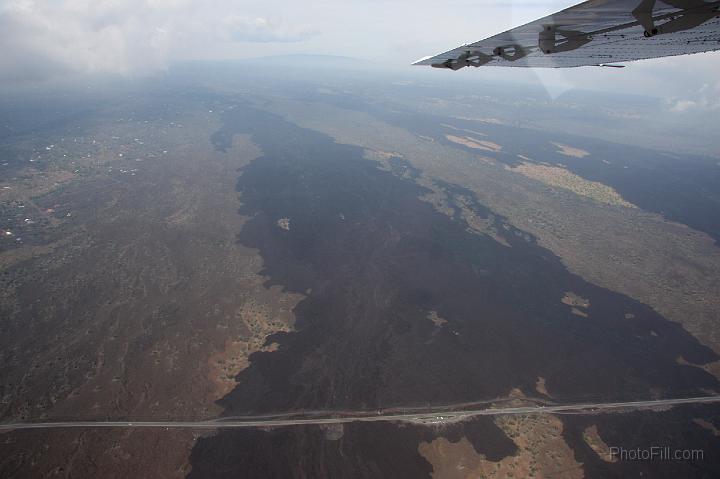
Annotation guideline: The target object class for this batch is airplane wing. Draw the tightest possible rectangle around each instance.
[414,0,720,69]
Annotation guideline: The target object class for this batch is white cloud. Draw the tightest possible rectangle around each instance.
[0,0,718,102]
[0,0,318,81]
[667,82,720,112]
[223,16,315,43]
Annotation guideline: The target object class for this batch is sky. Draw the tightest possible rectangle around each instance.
[1,0,719,109]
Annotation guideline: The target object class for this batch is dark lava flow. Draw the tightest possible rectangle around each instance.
[189,102,719,478]
[279,83,720,246]
[561,403,720,478]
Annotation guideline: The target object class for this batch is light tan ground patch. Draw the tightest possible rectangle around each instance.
[454,116,505,125]
[442,123,487,137]
[445,135,502,153]
[420,415,583,479]
[364,149,403,161]
[511,162,636,208]
[207,295,300,399]
[456,197,512,247]
[428,310,447,327]
[562,292,590,318]
[582,425,617,462]
[494,414,584,478]
[208,339,251,398]
[562,292,590,309]
[418,437,487,479]
[536,377,549,396]
[551,142,590,158]
[418,185,457,219]
[277,218,290,231]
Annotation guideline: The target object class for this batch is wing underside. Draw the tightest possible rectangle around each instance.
[415,0,720,69]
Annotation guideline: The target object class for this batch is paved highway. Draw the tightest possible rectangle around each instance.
[2,396,719,431]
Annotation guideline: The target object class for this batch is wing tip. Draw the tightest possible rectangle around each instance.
[412,55,435,66]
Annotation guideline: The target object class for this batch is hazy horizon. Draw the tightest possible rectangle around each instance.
[2,0,719,109]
